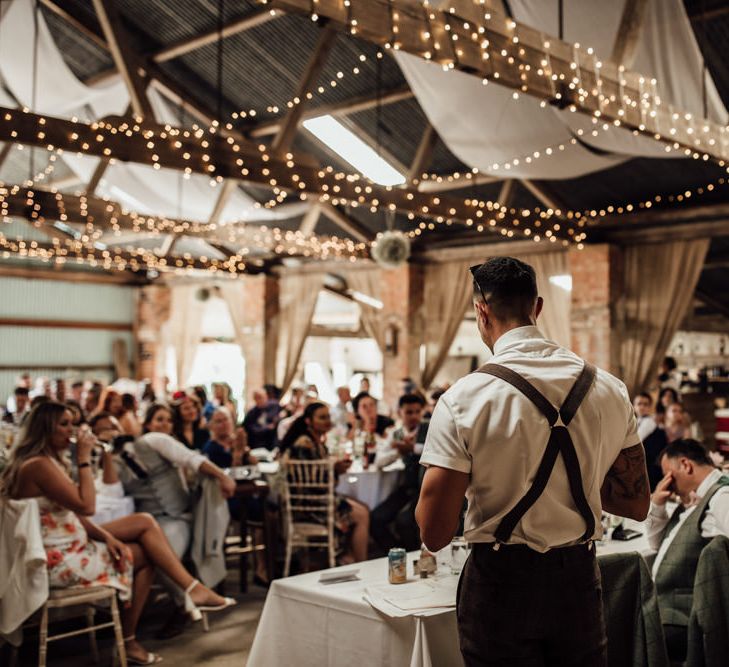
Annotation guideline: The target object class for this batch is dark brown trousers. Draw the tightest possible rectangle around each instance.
[457,542,608,667]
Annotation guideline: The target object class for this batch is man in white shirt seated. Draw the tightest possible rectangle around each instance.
[371,393,427,553]
[646,439,729,662]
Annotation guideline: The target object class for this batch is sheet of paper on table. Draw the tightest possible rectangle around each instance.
[364,575,459,618]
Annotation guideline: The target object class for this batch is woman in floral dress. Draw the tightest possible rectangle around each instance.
[1,402,234,665]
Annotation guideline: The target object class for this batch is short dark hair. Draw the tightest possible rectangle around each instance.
[14,386,30,396]
[664,356,677,371]
[71,381,83,389]
[89,411,114,429]
[470,256,538,322]
[399,393,426,408]
[660,439,714,467]
[635,392,652,403]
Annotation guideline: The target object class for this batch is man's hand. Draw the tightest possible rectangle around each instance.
[651,472,674,506]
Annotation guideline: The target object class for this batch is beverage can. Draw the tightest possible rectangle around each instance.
[388,548,407,584]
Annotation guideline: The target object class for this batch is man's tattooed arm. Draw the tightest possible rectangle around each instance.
[600,444,650,521]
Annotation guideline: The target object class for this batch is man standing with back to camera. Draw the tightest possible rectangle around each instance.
[416,257,650,666]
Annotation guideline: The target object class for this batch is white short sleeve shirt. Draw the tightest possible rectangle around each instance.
[420,326,640,552]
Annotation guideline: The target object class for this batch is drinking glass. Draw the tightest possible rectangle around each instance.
[450,536,469,575]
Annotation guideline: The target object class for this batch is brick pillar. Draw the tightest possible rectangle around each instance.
[568,244,624,375]
[134,284,171,394]
[238,274,279,406]
[380,264,424,411]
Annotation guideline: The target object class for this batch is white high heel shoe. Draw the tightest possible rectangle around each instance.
[183,579,236,622]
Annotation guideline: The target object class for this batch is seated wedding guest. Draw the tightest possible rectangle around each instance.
[655,387,680,426]
[203,409,269,586]
[83,382,103,418]
[663,402,702,444]
[658,356,682,391]
[70,381,84,404]
[371,393,427,553]
[138,381,156,417]
[119,393,142,437]
[53,378,67,403]
[330,386,354,436]
[280,402,370,564]
[283,386,305,419]
[65,400,86,427]
[646,439,729,662]
[31,377,52,400]
[633,392,668,490]
[88,412,125,488]
[244,389,280,451]
[212,382,237,422]
[1,402,234,665]
[2,386,30,425]
[115,403,235,639]
[351,391,394,438]
[172,394,209,450]
[192,385,215,422]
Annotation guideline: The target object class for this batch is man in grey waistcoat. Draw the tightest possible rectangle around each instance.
[646,439,729,661]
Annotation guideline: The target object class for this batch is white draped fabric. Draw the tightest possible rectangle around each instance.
[0,0,308,226]
[217,281,248,354]
[166,284,206,388]
[346,268,386,350]
[619,239,709,396]
[419,262,474,390]
[275,272,326,393]
[395,0,727,180]
[521,252,571,348]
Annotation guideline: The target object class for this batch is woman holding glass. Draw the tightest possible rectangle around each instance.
[280,402,370,564]
[0,402,234,665]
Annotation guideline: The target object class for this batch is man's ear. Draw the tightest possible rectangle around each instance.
[535,296,544,320]
[474,299,488,324]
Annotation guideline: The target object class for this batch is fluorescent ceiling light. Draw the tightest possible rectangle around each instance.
[549,274,573,292]
[303,115,406,186]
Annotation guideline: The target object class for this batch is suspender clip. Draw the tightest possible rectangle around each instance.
[492,541,501,551]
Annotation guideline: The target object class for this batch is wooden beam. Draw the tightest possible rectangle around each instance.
[689,5,729,22]
[610,0,649,68]
[155,7,276,63]
[0,108,527,236]
[208,179,239,225]
[0,317,132,331]
[319,202,375,242]
[521,179,567,213]
[407,123,438,182]
[264,0,728,162]
[695,288,729,321]
[86,103,137,196]
[299,203,321,234]
[90,0,154,118]
[39,0,108,51]
[309,324,366,338]
[417,173,499,192]
[247,86,414,138]
[590,218,729,243]
[497,179,515,208]
[271,24,339,154]
[156,233,178,257]
[0,263,148,285]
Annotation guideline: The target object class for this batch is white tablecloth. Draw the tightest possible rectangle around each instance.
[335,460,404,510]
[247,553,462,667]
[248,523,658,667]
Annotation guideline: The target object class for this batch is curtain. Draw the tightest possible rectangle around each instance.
[167,284,206,388]
[419,261,474,390]
[275,272,325,394]
[218,281,247,352]
[346,268,385,350]
[521,251,571,347]
[620,239,709,396]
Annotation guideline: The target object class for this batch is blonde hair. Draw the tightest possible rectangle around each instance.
[0,401,69,498]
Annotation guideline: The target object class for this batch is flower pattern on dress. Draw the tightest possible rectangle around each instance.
[37,496,133,601]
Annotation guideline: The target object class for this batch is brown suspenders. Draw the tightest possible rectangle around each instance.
[477,361,597,546]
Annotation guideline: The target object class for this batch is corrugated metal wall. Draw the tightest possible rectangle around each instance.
[0,277,136,402]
